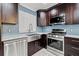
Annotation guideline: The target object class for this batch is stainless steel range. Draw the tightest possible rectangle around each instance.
[47,29,66,56]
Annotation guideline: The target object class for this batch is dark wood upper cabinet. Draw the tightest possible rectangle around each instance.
[64,3,79,24]
[50,8,58,17]
[37,10,50,27]
[64,4,74,24]
[37,3,79,26]
[57,4,66,17]
[59,3,79,24]
[49,4,73,25]
[48,4,65,25]
[48,3,79,25]
[2,3,18,24]
[73,4,79,24]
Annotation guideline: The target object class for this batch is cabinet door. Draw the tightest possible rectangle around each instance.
[64,37,71,56]
[13,39,27,56]
[19,39,27,56]
[0,42,4,56]
[37,11,48,26]
[0,4,3,56]
[28,41,35,56]
[74,4,79,24]
[4,38,27,56]
[4,41,17,56]
[0,4,1,42]
[64,4,72,24]
[28,40,42,56]
[50,8,58,17]
[0,4,1,27]
[2,3,18,24]
[57,4,66,17]
[65,3,78,24]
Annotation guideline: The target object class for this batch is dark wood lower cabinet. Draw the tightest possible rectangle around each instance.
[28,40,42,56]
[28,34,47,56]
[0,42,4,56]
[64,37,79,56]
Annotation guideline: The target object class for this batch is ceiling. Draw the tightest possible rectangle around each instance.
[20,3,58,11]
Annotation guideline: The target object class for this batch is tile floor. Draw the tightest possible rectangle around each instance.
[32,48,55,56]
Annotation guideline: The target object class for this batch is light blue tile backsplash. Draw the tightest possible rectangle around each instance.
[37,24,79,35]
[2,5,36,34]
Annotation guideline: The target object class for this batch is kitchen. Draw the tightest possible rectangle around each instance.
[0,3,79,56]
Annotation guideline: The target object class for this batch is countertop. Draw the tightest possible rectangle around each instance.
[2,34,28,41]
[65,35,79,39]
[3,31,79,41]
[2,32,50,41]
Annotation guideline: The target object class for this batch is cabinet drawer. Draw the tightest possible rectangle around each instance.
[65,45,79,56]
[65,37,79,45]
[70,39,79,45]
[71,46,79,54]
[70,51,79,56]
[70,39,79,56]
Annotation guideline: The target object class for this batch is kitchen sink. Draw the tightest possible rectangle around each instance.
[27,34,40,42]
[27,34,39,36]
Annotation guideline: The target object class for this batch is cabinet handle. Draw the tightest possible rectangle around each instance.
[72,47,79,50]
[72,40,79,42]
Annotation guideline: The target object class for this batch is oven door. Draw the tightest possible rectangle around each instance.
[48,38,63,51]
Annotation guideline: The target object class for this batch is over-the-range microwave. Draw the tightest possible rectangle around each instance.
[50,16,65,25]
